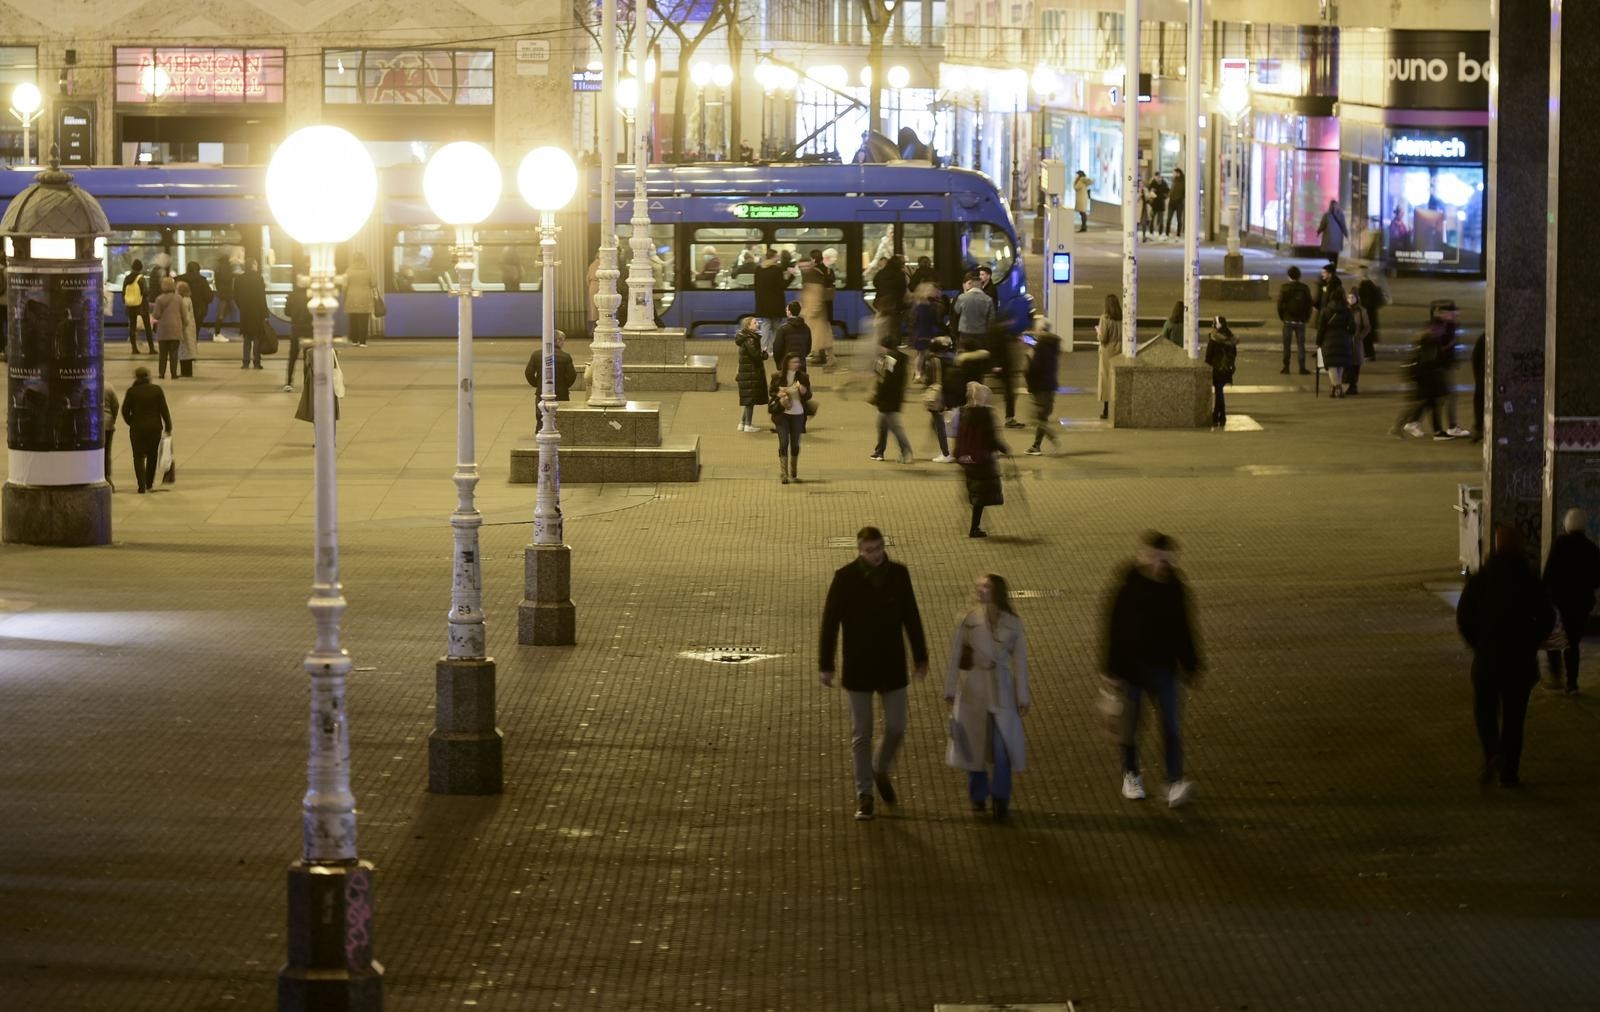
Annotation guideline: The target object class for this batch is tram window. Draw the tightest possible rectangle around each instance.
[689,227,762,289]
[106,230,166,288]
[862,223,936,290]
[616,223,676,291]
[390,226,454,291]
[475,229,542,291]
[174,229,243,276]
[960,222,1015,283]
[773,228,845,289]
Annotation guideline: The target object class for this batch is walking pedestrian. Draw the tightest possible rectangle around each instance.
[234,259,268,370]
[1355,266,1386,360]
[1276,266,1313,375]
[1103,531,1203,807]
[525,330,578,401]
[734,316,768,432]
[819,526,930,822]
[923,335,956,462]
[1023,317,1061,455]
[120,366,172,494]
[1390,321,1450,439]
[101,381,120,493]
[175,280,199,378]
[1432,302,1471,438]
[150,277,183,379]
[1317,199,1348,268]
[1204,316,1238,427]
[1542,509,1600,695]
[908,281,942,379]
[1316,289,1355,398]
[121,259,153,353]
[753,249,789,355]
[956,382,1006,538]
[1456,525,1555,787]
[1073,170,1092,231]
[771,300,810,375]
[342,252,374,347]
[1097,293,1121,420]
[867,332,914,463]
[944,572,1030,821]
[801,249,833,365]
[1343,290,1371,395]
[283,273,312,393]
[1166,168,1185,236]
[769,353,811,484]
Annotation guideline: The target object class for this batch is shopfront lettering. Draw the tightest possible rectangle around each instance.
[1392,135,1468,159]
[1385,52,1487,86]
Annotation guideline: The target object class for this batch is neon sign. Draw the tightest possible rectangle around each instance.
[1391,135,1468,159]
[731,203,804,220]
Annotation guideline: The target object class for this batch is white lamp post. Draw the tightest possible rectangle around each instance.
[9,83,42,166]
[422,140,505,794]
[516,146,580,645]
[1218,76,1251,271]
[265,124,382,1009]
[623,0,659,334]
[591,0,625,409]
[1120,0,1141,359]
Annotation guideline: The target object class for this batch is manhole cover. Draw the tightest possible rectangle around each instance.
[1008,589,1064,600]
[823,535,898,548]
[679,646,782,665]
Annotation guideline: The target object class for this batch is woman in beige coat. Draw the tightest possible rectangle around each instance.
[944,572,1031,820]
[1096,292,1122,420]
[175,280,199,377]
[342,252,374,346]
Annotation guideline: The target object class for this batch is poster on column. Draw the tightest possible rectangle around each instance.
[6,271,102,454]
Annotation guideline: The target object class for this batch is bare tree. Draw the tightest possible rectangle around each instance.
[859,0,902,135]
[651,0,729,159]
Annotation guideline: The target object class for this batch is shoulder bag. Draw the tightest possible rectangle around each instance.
[371,286,387,319]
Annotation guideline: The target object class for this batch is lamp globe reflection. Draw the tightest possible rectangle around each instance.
[423,141,502,225]
[266,125,377,244]
[517,147,579,212]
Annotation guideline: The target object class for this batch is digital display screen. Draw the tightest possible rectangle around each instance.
[732,203,803,220]
[1050,252,1072,283]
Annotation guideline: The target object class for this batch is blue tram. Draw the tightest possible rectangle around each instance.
[1,162,1032,340]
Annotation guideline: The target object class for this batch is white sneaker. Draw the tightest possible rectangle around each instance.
[213,334,230,343]
[1167,779,1194,808]
[931,454,955,463]
[1403,422,1425,438]
[1121,772,1146,800]
[1446,426,1471,438]
[282,384,294,393]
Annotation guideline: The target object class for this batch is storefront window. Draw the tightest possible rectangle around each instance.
[324,50,494,106]
[115,48,285,104]
[1290,149,1341,248]
[1083,121,1123,206]
[960,222,1015,281]
[1384,164,1483,273]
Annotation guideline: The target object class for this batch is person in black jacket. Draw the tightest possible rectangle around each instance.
[867,333,913,463]
[873,254,909,338]
[234,260,269,369]
[1204,316,1239,427]
[1024,318,1061,455]
[770,300,810,375]
[122,259,154,353]
[119,366,172,494]
[1457,525,1555,786]
[732,317,767,432]
[1543,509,1600,694]
[1104,531,1203,807]
[525,330,578,401]
[179,262,213,342]
[752,250,790,356]
[283,273,312,393]
[1276,266,1313,375]
[818,526,930,821]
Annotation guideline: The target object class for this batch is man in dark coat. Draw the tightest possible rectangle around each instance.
[119,366,172,494]
[752,250,789,355]
[525,330,578,401]
[771,300,811,374]
[1543,509,1600,695]
[1104,531,1203,808]
[1024,318,1062,455]
[819,526,929,821]
[1313,264,1346,350]
[179,262,213,340]
[1276,265,1313,375]
[233,259,269,369]
[867,333,913,463]
[1457,525,1555,787]
[1355,267,1385,360]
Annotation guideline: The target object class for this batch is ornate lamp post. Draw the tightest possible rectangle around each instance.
[516,146,580,646]
[590,0,625,408]
[266,125,383,1009]
[623,0,659,334]
[1218,75,1251,277]
[422,140,505,795]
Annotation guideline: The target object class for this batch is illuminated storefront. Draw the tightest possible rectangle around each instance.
[113,46,285,164]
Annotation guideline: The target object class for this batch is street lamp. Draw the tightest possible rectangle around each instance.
[1217,76,1251,268]
[265,124,382,1009]
[421,140,505,795]
[617,76,640,155]
[624,0,659,334]
[888,65,910,139]
[516,146,580,644]
[9,83,42,166]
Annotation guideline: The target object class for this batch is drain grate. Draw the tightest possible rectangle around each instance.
[823,534,898,548]
[679,645,782,665]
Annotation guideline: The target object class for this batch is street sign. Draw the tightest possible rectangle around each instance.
[517,40,550,62]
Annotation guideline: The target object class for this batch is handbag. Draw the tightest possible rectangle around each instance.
[371,287,387,319]
[947,717,974,767]
[257,321,279,356]
[331,352,347,399]
[803,397,817,418]
[1096,677,1127,743]
[157,434,176,485]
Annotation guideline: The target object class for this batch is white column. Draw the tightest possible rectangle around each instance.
[590,0,625,406]
[623,0,658,334]
[1121,0,1140,358]
[301,241,357,864]
[534,212,564,546]
[447,225,486,658]
[1184,0,1202,359]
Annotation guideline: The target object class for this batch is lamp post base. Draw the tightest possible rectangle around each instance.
[2,482,111,546]
[1222,252,1245,278]
[428,657,503,795]
[518,543,575,645]
[277,860,383,1011]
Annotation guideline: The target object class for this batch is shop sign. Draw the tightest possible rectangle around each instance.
[1380,31,1489,110]
[119,48,283,102]
[571,70,603,92]
[56,105,93,165]
[1385,129,1483,163]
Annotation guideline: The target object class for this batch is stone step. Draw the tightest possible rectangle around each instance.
[621,355,719,392]
[619,327,688,364]
[509,438,701,484]
[546,402,662,446]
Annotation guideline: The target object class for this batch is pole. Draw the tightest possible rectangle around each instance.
[22,119,30,166]
[624,0,658,334]
[536,211,563,548]
[429,223,501,795]
[1183,0,1202,359]
[590,0,625,407]
[278,241,382,1008]
[1121,0,1139,358]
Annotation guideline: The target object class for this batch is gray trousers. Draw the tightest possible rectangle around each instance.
[847,687,907,796]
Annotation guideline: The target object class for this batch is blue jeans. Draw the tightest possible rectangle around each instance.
[873,410,912,458]
[1122,666,1183,781]
[758,317,781,356]
[967,714,1013,804]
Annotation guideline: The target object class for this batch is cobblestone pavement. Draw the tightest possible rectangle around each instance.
[2,337,1597,1011]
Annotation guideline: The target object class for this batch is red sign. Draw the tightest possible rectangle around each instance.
[117,48,284,104]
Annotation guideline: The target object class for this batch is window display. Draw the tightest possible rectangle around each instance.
[1384,164,1483,273]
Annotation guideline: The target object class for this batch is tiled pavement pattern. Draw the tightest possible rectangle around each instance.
[3,336,1598,1011]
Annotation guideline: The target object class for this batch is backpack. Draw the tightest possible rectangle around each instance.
[123,273,144,307]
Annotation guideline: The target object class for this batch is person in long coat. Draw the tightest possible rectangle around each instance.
[342,252,374,346]
[1096,293,1122,420]
[944,572,1030,820]
[175,280,199,377]
[1317,199,1348,267]
[150,276,184,380]
[1316,296,1355,397]
[234,259,269,369]
[956,382,1006,538]
[1542,508,1600,695]
[733,316,768,432]
[1343,289,1371,395]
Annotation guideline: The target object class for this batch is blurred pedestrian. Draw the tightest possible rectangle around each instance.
[1542,509,1600,695]
[753,249,789,355]
[909,281,943,378]
[867,332,914,463]
[1023,317,1061,455]
[874,254,909,338]
[1097,293,1121,420]
[101,381,120,493]
[733,316,767,432]
[1276,266,1313,375]
[801,249,833,365]
[1432,301,1471,438]
[923,335,956,462]
[150,276,183,380]
[1204,316,1238,427]
[1390,321,1450,440]
[944,572,1030,821]
[1104,531,1203,808]
[1355,266,1386,360]
[120,366,171,494]
[500,246,524,292]
[769,353,811,483]
[1457,525,1555,787]
[956,382,1006,538]
[234,259,268,369]
[283,273,312,393]
[819,526,930,822]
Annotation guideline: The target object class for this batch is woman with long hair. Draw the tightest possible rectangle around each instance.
[944,572,1031,820]
[955,381,1006,537]
[1097,293,1122,420]
[769,353,811,483]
